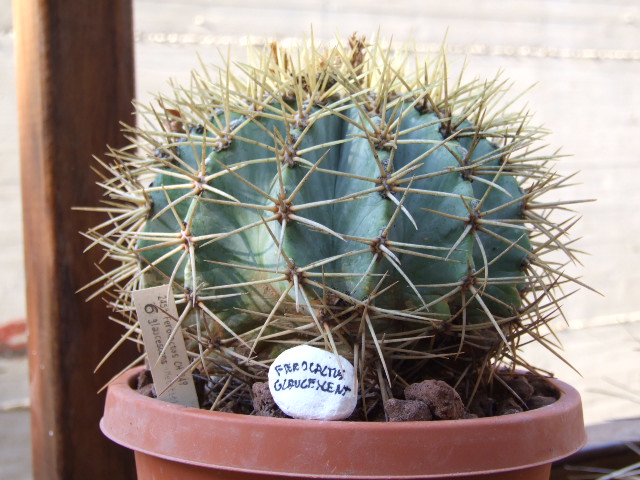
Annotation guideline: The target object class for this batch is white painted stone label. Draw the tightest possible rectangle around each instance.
[268,345,357,420]
[132,285,199,408]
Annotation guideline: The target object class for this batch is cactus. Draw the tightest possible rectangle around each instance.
[86,35,585,417]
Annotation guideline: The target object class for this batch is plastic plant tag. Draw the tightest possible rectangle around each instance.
[268,345,357,420]
[132,285,199,408]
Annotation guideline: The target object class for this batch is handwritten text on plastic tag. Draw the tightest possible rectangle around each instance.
[132,285,199,408]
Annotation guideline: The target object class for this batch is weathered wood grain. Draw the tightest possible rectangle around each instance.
[13,0,137,478]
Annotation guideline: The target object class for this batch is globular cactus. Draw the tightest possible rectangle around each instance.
[86,35,585,416]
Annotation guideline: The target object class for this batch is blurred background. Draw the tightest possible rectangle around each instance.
[1,0,639,478]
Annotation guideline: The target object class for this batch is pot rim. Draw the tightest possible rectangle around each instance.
[101,366,586,479]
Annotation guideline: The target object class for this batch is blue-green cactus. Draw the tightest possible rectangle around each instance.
[86,36,584,415]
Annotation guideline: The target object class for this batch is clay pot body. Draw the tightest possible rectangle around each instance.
[101,367,586,480]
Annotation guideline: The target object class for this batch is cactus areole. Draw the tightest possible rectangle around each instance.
[87,35,584,418]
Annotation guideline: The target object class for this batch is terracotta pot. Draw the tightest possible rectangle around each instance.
[101,367,586,479]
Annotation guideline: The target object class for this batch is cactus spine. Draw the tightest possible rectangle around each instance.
[86,35,584,416]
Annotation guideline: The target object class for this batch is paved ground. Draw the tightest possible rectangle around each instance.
[1,0,640,478]
[0,357,30,480]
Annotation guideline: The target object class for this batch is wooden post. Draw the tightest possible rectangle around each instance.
[13,0,137,478]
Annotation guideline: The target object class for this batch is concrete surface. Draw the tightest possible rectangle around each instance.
[2,0,640,479]
[0,357,30,480]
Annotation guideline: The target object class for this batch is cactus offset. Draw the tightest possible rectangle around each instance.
[85,35,585,416]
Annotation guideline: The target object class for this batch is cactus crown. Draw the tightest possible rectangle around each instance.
[85,34,585,417]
